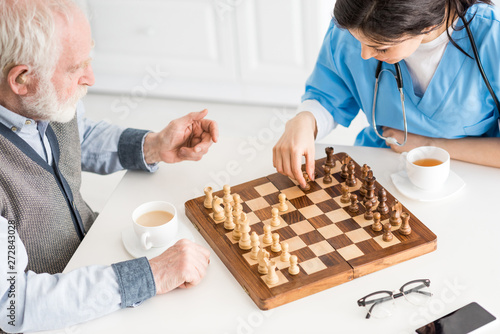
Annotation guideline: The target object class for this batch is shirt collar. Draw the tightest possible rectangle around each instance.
[0,104,37,133]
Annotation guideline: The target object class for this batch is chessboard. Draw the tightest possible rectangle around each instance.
[185,151,437,310]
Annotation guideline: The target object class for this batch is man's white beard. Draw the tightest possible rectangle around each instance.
[21,75,88,123]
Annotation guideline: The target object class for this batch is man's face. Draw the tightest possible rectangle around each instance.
[21,7,94,122]
[350,29,425,64]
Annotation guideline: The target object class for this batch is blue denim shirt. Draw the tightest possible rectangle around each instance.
[0,101,157,332]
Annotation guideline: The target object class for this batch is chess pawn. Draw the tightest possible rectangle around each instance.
[250,232,260,260]
[223,184,232,204]
[364,200,374,220]
[382,223,393,242]
[278,193,288,212]
[372,212,383,232]
[325,147,335,168]
[265,261,279,285]
[280,242,290,262]
[340,184,351,204]
[389,209,402,227]
[399,212,412,235]
[346,160,357,187]
[238,213,252,250]
[258,249,270,274]
[270,207,281,227]
[224,204,235,230]
[212,196,225,223]
[288,255,300,275]
[348,194,359,214]
[377,188,389,215]
[271,233,281,253]
[262,224,272,245]
[232,212,242,241]
[323,165,333,184]
[340,156,350,179]
[300,171,311,191]
[232,194,243,218]
[203,187,213,209]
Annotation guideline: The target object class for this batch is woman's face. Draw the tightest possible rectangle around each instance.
[350,29,427,64]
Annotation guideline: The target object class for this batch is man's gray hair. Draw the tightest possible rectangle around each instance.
[0,0,77,81]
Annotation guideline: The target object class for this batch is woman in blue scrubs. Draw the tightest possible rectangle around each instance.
[273,0,500,187]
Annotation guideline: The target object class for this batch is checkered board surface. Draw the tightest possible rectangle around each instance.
[185,152,437,310]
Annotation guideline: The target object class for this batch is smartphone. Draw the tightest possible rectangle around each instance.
[415,302,496,334]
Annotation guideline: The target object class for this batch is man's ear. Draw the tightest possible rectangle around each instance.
[6,65,30,95]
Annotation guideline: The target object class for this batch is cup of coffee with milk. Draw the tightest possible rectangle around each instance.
[132,201,178,250]
[405,146,450,191]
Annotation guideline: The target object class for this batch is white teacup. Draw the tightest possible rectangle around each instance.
[405,146,450,191]
[132,201,178,250]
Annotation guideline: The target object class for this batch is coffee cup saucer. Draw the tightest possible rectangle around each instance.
[390,169,465,202]
[122,223,194,259]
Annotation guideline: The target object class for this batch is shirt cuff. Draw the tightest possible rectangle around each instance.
[298,99,337,140]
[118,128,159,172]
[111,257,156,308]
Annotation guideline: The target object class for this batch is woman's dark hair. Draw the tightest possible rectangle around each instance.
[334,0,493,56]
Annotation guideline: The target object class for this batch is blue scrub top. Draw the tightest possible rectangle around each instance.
[303,4,500,147]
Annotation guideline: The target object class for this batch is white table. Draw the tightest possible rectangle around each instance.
[46,140,500,334]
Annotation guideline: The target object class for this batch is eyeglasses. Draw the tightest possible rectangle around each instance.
[357,279,432,319]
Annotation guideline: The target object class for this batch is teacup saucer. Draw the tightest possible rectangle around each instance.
[390,169,465,202]
[122,223,194,259]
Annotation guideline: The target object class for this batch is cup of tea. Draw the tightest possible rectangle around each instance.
[405,146,450,191]
[132,201,178,250]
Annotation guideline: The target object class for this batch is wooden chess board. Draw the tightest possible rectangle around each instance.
[185,152,437,310]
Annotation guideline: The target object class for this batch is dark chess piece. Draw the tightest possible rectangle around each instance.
[372,212,382,232]
[346,160,357,187]
[348,194,359,214]
[323,166,333,184]
[382,223,393,242]
[399,212,412,235]
[325,147,335,168]
[377,188,389,215]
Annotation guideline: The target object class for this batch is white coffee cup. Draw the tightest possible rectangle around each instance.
[132,201,178,250]
[405,146,450,191]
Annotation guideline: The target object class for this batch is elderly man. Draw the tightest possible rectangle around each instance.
[0,0,217,332]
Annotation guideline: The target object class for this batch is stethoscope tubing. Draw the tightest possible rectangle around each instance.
[371,14,500,147]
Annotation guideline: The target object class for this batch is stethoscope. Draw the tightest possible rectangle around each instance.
[372,14,500,147]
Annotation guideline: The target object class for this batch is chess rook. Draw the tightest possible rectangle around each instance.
[325,147,335,168]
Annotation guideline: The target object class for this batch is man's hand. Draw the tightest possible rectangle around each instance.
[273,112,317,188]
[149,239,210,295]
[143,109,219,165]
